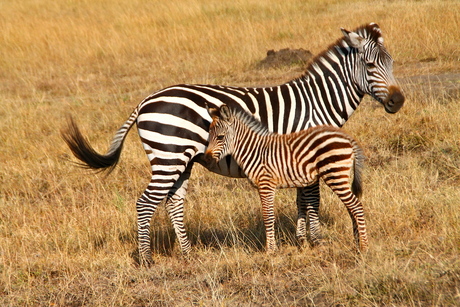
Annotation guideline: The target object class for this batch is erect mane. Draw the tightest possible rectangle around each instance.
[355,22,384,45]
[231,108,272,137]
[295,22,384,81]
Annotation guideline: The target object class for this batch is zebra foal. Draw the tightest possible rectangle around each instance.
[205,104,367,253]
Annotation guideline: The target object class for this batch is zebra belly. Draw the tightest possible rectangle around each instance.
[195,154,247,178]
[273,159,319,189]
[277,177,317,189]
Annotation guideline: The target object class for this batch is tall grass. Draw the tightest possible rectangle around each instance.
[0,0,459,305]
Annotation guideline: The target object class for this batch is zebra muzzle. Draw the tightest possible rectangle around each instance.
[204,150,219,164]
[384,85,405,114]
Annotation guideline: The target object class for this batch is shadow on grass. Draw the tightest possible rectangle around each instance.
[120,210,317,263]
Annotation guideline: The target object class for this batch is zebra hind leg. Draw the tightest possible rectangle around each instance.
[136,190,162,266]
[135,166,190,266]
[164,163,193,256]
[135,165,195,266]
[343,196,368,252]
[324,180,368,252]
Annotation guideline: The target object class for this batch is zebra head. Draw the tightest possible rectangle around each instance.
[205,104,235,163]
[341,23,405,113]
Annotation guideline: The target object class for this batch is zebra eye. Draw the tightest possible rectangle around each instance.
[216,134,225,141]
[366,62,376,69]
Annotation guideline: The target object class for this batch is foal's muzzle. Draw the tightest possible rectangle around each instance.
[204,150,219,164]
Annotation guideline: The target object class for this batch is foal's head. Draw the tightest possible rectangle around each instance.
[205,104,235,163]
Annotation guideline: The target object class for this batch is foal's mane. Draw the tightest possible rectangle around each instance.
[230,108,272,137]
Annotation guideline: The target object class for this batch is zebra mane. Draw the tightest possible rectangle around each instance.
[229,108,272,137]
[297,22,384,80]
[355,22,384,45]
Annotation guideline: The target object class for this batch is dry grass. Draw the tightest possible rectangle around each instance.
[1,0,459,306]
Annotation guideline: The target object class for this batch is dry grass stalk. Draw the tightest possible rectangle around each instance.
[0,0,459,305]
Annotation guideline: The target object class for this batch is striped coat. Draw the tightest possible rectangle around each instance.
[63,23,402,265]
[206,104,367,253]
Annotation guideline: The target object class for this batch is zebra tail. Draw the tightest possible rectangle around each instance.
[61,108,139,174]
[351,140,365,199]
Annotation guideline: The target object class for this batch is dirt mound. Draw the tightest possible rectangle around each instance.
[256,48,313,69]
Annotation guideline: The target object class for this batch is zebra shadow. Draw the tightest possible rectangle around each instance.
[189,212,302,253]
[126,212,308,262]
[185,203,340,254]
[123,207,339,264]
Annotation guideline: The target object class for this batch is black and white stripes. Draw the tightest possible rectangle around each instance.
[205,104,368,253]
[62,23,403,265]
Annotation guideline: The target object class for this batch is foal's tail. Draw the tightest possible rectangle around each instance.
[351,140,366,198]
[61,108,139,174]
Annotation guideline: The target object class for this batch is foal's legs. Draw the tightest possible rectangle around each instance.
[296,182,321,247]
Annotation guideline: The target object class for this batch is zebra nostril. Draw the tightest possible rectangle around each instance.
[204,150,220,164]
[204,150,213,162]
[385,86,405,113]
[393,91,405,105]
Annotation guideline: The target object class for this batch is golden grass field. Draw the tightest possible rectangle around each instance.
[1,0,459,305]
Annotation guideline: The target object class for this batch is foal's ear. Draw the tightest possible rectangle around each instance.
[206,103,221,119]
[219,105,231,121]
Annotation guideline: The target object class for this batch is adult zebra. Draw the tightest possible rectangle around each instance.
[63,23,404,265]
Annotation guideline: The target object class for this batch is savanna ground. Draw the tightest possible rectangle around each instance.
[1,0,459,306]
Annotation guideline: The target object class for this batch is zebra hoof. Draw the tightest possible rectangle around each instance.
[308,235,324,248]
[138,255,155,267]
[141,259,154,267]
[266,245,279,255]
[296,237,309,250]
[358,244,369,255]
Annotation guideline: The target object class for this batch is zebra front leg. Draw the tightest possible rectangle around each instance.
[296,183,322,247]
[258,182,278,254]
[165,164,193,255]
[295,188,308,247]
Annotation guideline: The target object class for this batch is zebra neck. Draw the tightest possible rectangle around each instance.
[294,47,364,127]
[231,115,274,168]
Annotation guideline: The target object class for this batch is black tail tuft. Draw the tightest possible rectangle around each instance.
[61,116,121,174]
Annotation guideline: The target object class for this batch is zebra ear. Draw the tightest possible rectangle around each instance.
[207,104,221,119]
[341,28,365,52]
[219,105,232,121]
